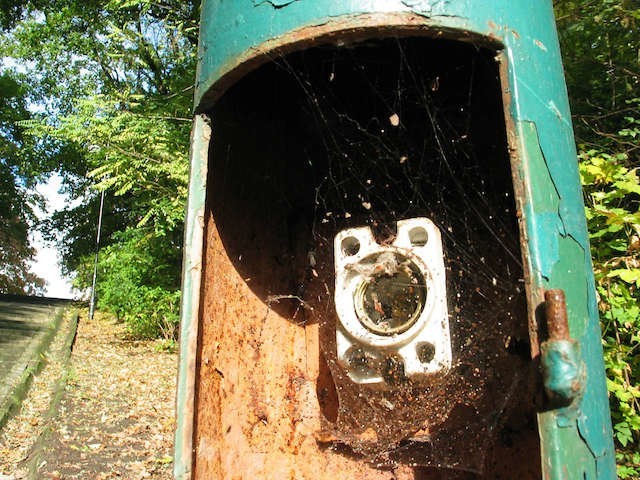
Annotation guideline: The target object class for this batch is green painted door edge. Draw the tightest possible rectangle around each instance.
[513,120,615,479]
[175,114,210,480]
[176,1,616,478]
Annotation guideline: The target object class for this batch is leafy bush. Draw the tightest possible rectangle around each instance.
[117,286,181,341]
[94,227,181,340]
[580,147,640,477]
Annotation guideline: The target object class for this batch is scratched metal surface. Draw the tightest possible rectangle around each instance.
[175,2,616,478]
[174,116,210,480]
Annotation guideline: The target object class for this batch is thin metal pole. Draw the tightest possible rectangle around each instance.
[89,189,105,320]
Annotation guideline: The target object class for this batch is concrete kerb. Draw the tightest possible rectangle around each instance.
[25,310,80,478]
[0,307,75,431]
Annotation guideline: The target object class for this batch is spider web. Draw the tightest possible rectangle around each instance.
[209,36,539,474]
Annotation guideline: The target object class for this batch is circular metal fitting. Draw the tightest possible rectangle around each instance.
[353,253,427,336]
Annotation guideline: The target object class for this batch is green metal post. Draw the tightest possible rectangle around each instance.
[175,115,210,479]
[176,1,616,478]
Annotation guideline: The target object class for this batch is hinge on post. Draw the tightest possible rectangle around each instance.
[540,289,586,407]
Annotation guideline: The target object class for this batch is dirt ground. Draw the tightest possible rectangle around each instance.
[0,311,177,480]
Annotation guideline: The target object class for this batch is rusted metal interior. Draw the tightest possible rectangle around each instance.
[194,37,542,479]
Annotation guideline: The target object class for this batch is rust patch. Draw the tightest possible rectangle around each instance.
[534,39,548,51]
[498,51,543,361]
[192,144,404,480]
[544,289,569,341]
[357,427,379,443]
[192,37,541,479]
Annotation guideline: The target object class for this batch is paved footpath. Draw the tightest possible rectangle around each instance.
[0,294,73,428]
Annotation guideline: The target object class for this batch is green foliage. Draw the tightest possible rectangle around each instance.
[1,0,197,333]
[25,92,190,233]
[556,0,640,149]
[0,70,45,294]
[580,148,640,476]
[94,228,181,339]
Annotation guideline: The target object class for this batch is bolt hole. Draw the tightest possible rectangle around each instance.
[408,227,428,246]
[346,347,380,378]
[417,342,436,363]
[341,236,360,256]
[383,355,406,385]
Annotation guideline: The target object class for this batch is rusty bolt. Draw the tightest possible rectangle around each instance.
[544,289,569,341]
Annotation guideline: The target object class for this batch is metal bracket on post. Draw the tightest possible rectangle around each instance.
[540,290,586,407]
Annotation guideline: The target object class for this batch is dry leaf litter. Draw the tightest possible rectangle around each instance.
[0,311,177,480]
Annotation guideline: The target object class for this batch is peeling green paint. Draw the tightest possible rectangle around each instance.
[541,339,585,405]
[254,0,300,7]
[515,118,614,478]
[549,237,589,338]
[517,121,564,280]
[539,414,598,479]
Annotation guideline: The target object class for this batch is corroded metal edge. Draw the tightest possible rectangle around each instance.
[498,52,542,361]
[195,13,498,112]
[499,48,615,479]
[174,115,210,480]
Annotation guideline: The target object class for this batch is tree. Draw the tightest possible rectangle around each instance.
[1,0,198,334]
[0,71,45,295]
[556,0,640,151]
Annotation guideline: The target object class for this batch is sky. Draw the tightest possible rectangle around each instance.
[30,174,77,299]
[3,58,84,299]
[2,58,73,297]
